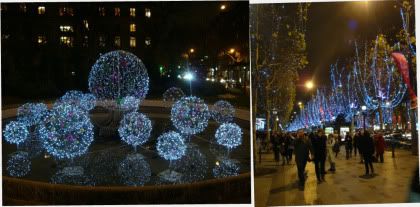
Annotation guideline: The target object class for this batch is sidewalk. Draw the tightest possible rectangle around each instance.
[255,148,419,206]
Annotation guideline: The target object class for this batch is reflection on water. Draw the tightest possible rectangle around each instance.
[118,153,151,186]
[213,157,240,178]
[172,145,208,183]
[7,151,31,177]
[51,166,94,186]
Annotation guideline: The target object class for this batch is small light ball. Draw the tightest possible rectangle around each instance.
[157,131,187,161]
[4,121,29,145]
[7,151,31,177]
[118,112,152,148]
[211,100,235,124]
[215,123,242,149]
[171,96,210,135]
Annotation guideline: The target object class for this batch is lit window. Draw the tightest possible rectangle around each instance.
[145,37,151,46]
[99,36,106,47]
[99,7,106,16]
[59,7,74,16]
[38,6,45,15]
[129,8,136,17]
[19,4,27,13]
[114,36,121,47]
[83,20,89,30]
[145,8,151,18]
[83,35,88,47]
[130,37,136,48]
[59,25,73,32]
[129,24,136,32]
[37,35,47,44]
[60,36,73,47]
[114,7,120,16]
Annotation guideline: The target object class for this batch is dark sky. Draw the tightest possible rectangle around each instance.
[296,0,407,102]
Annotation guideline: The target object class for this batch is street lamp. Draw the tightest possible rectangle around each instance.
[305,80,314,90]
[361,105,367,130]
[183,72,194,95]
[229,48,235,54]
[220,4,226,10]
[189,48,195,53]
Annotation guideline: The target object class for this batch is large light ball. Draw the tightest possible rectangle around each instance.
[88,50,149,105]
[4,121,29,145]
[55,91,97,111]
[7,151,31,177]
[163,87,185,102]
[157,131,187,161]
[215,123,242,150]
[119,96,140,112]
[118,112,152,148]
[118,153,151,186]
[211,100,235,124]
[17,103,48,126]
[38,104,94,159]
[171,96,210,135]
[212,158,240,178]
[80,93,97,111]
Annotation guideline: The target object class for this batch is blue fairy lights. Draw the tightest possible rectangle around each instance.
[4,121,29,145]
[171,96,210,135]
[211,100,235,124]
[17,103,48,126]
[118,112,152,148]
[157,131,187,161]
[119,96,140,112]
[212,158,240,178]
[118,153,151,186]
[163,87,185,102]
[215,123,242,150]
[55,90,97,111]
[7,151,31,177]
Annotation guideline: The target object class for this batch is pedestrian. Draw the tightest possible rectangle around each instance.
[280,133,288,165]
[345,132,352,160]
[326,133,336,172]
[287,133,294,163]
[355,130,364,163]
[333,134,340,158]
[374,131,385,163]
[353,130,359,156]
[311,128,327,183]
[271,131,280,165]
[294,129,313,190]
[359,130,375,176]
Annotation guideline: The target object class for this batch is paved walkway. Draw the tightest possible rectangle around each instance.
[255,148,419,206]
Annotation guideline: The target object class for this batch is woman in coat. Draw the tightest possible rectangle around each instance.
[326,133,336,171]
[374,132,386,163]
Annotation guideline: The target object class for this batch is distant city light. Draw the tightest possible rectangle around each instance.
[189,48,195,53]
[305,80,314,89]
[220,78,226,83]
[220,5,226,10]
[229,48,235,54]
[183,72,194,81]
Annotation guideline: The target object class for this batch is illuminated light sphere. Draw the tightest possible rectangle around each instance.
[211,100,235,124]
[4,121,29,145]
[54,90,84,107]
[38,104,94,160]
[171,96,210,135]
[118,112,152,148]
[17,103,49,126]
[172,146,208,183]
[215,123,242,150]
[118,153,151,186]
[163,87,185,102]
[21,132,44,158]
[51,166,94,186]
[212,158,240,178]
[119,96,140,112]
[88,50,149,105]
[157,131,187,161]
[80,93,97,111]
[7,151,31,177]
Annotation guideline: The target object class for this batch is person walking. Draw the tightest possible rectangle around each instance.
[345,132,352,160]
[271,131,280,165]
[354,130,364,163]
[294,129,313,190]
[374,131,385,163]
[359,130,375,176]
[311,128,327,183]
[353,130,359,157]
[333,134,340,158]
[280,133,288,165]
[286,133,294,163]
[326,133,336,172]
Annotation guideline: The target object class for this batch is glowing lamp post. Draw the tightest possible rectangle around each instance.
[361,105,367,130]
[183,72,194,95]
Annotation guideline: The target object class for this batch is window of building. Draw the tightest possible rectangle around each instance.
[145,37,151,46]
[37,35,47,45]
[130,37,136,48]
[59,7,74,16]
[60,36,73,47]
[38,6,46,15]
[145,8,151,18]
[129,8,136,17]
[114,7,120,16]
[114,36,121,47]
[19,4,27,13]
[83,35,88,47]
[83,20,89,30]
[59,25,73,32]
[99,36,106,47]
[129,24,136,32]
[99,7,106,16]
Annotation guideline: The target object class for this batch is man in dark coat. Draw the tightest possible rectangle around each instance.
[311,128,327,183]
[359,130,375,175]
[294,129,313,189]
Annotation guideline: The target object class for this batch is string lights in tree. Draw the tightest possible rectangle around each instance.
[156,131,187,161]
[88,50,149,107]
[118,112,152,150]
[163,87,185,102]
[215,123,242,150]
[118,153,151,186]
[17,103,48,126]
[7,151,31,177]
[4,121,29,145]
[171,96,210,135]
[211,100,235,124]
[212,158,240,178]
[38,104,94,160]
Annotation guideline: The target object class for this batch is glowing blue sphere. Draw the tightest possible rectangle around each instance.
[17,103,48,126]
[120,96,140,112]
[163,87,185,102]
[38,104,94,159]
[4,121,29,145]
[118,153,151,186]
[118,112,152,148]
[211,100,235,124]
[157,131,187,161]
[172,146,208,183]
[88,50,149,104]
[212,158,240,178]
[55,90,96,111]
[171,96,210,135]
[7,151,31,177]
[215,123,242,150]
[80,93,97,111]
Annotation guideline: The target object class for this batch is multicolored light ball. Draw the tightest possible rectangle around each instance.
[38,104,94,159]
[157,131,187,161]
[118,153,151,186]
[118,112,152,148]
[215,123,242,150]
[80,93,97,111]
[171,96,210,135]
[4,121,29,145]
[88,50,149,104]
[119,96,140,112]
[212,158,240,178]
[17,103,48,126]
[211,100,235,124]
[7,151,31,177]
[163,87,185,102]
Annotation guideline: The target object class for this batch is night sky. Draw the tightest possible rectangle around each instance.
[296,0,407,103]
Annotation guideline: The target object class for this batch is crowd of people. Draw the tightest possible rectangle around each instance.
[257,128,387,190]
